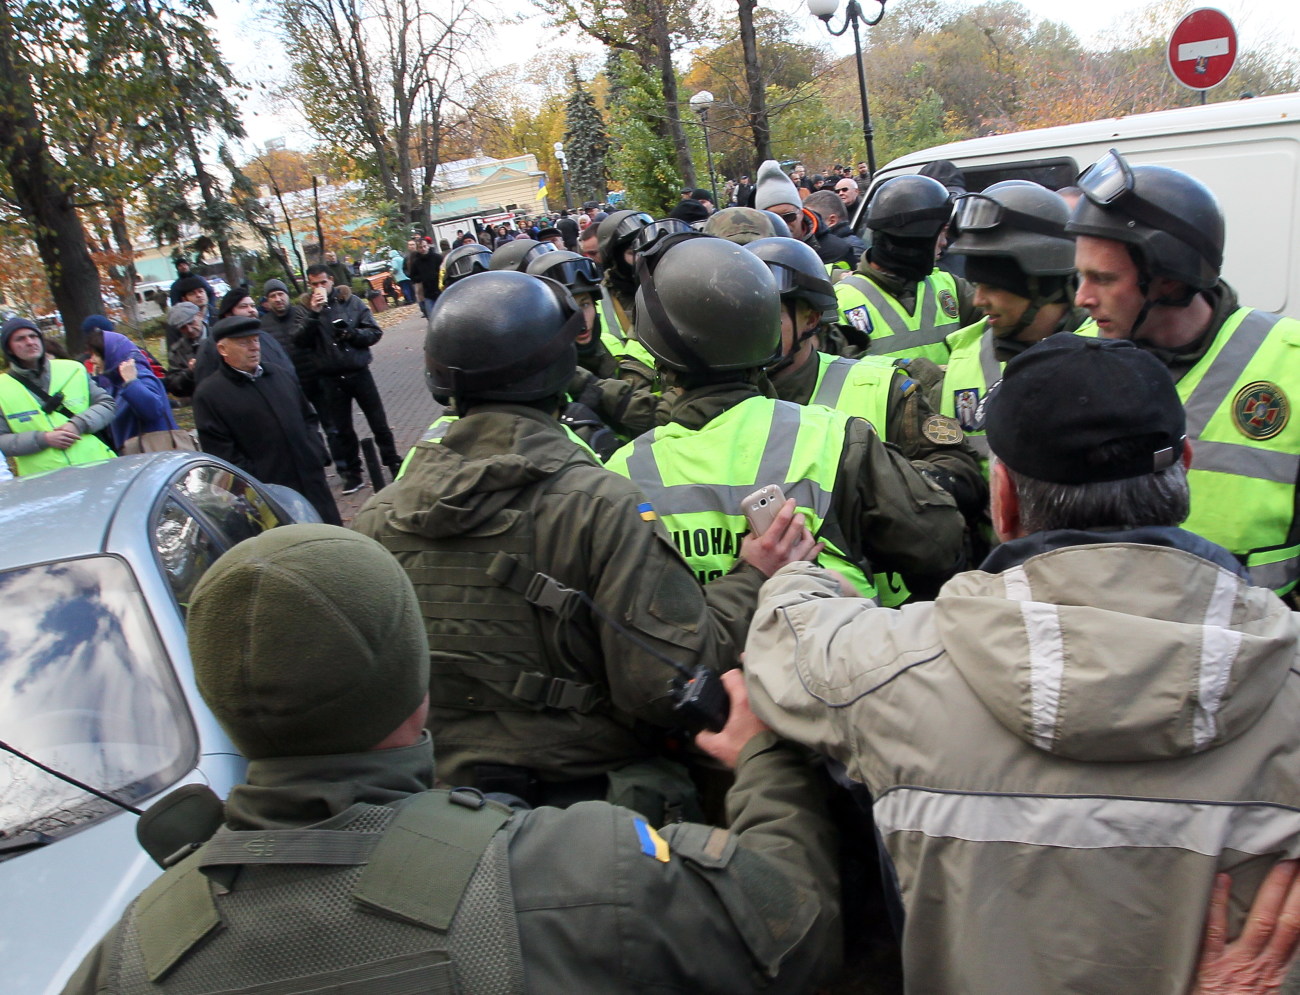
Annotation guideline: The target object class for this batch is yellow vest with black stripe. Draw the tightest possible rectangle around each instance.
[834,268,960,363]
[606,397,875,598]
[0,359,115,476]
[1176,308,1300,595]
[941,319,1100,478]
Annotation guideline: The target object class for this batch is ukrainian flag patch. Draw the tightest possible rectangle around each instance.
[633,817,670,862]
[637,502,657,522]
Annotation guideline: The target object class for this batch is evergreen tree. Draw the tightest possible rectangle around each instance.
[605,52,681,216]
[562,68,611,206]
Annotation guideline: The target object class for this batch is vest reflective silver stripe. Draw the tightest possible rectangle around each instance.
[1192,439,1300,484]
[977,328,1002,398]
[846,275,954,354]
[1251,555,1300,592]
[622,404,835,520]
[873,786,1300,857]
[810,357,855,409]
[1182,309,1280,436]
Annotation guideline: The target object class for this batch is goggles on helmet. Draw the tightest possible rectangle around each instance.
[633,219,694,256]
[1077,148,1223,271]
[543,256,602,291]
[613,212,655,243]
[444,246,491,280]
[519,242,558,268]
[952,194,1068,239]
[764,261,835,306]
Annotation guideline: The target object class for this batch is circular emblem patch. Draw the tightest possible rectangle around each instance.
[1233,381,1289,440]
[922,414,965,445]
[937,289,959,319]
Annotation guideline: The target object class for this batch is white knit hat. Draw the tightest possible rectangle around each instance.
[754,160,802,211]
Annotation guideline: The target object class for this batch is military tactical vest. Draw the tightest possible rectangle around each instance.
[107,790,522,994]
[1176,308,1300,594]
[386,419,604,715]
[834,268,961,363]
[606,396,875,598]
[0,359,115,475]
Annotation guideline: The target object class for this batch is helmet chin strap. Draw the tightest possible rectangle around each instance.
[766,302,819,377]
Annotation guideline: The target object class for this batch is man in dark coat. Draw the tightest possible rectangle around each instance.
[193,316,341,525]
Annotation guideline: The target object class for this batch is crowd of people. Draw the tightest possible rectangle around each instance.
[6,150,1300,993]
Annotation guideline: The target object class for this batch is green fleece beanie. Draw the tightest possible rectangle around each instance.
[188,524,429,760]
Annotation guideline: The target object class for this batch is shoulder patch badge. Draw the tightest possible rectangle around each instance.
[844,306,873,335]
[937,289,960,319]
[952,388,982,432]
[1233,381,1289,440]
[922,414,964,445]
[633,817,670,862]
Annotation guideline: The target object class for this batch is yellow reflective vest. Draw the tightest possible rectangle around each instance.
[834,268,961,363]
[606,396,875,597]
[1177,308,1300,595]
[0,359,115,476]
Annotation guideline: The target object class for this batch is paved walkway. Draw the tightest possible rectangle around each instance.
[327,302,444,523]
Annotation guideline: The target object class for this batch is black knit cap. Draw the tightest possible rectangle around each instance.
[984,335,1185,484]
[217,284,251,319]
[172,274,207,299]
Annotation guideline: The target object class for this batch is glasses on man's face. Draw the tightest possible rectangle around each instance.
[836,186,853,194]
[775,211,801,225]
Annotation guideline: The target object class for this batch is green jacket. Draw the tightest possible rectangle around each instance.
[62,733,842,993]
[353,404,764,787]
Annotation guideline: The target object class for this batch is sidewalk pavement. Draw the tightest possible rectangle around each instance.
[328,302,444,524]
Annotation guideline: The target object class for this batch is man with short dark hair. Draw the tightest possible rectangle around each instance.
[738,333,1300,994]
[405,236,442,319]
[296,264,400,493]
[193,316,340,524]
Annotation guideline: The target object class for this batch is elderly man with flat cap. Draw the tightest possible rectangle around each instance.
[193,316,340,525]
[62,524,841,993]
[729,334,1300,994]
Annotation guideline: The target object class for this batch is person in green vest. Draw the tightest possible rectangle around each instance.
[0,317,115,477]
[941,180,1095,471]
[63,524,842,994]
[355,269,819,812]
[1068,149,1300,598]
[605,233,968,602]
[834,174,980,363]
[595,209,659,385]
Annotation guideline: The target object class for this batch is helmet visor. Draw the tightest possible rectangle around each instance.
[521,242,559,268]
[546,256,603,290]
[633,219,694,255]
[952,193,1069,239]
[1078,149,1133,207]
[445,249,491,279]
[614,212,655,243]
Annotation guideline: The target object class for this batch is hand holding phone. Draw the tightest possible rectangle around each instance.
[742,484,786,535]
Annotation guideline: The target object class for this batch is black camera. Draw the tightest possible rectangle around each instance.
[330,318,349,343]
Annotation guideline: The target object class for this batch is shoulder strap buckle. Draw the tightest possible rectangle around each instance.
[512,671,602,711]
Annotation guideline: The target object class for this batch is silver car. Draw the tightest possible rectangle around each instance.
[0,453,320,993]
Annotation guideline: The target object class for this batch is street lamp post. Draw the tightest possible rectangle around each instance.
[311,174,327,261]
[689,90,718,208]
[807,0,886,177]
[553,141,574,211]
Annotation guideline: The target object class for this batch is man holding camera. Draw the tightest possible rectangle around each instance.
[295,263,401,494]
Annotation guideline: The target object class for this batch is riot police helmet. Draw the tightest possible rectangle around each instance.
[441,243,492,286]
[489,238,558,273]
[633,233,780,373]
[948,180,1075,276]
[1066,149,1223,291]
[526,250,603,296]
[742,236,838,313]
[865,174,954,238]
[425,271,583,406]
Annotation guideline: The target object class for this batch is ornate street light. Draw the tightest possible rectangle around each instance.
[553,141,574,211]
[689,90,718,208]
[807,0,886,177]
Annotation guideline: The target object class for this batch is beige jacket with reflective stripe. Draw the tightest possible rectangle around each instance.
[744,540,1300,994]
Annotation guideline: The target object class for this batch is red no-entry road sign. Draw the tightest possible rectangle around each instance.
[1167,8,1238,91]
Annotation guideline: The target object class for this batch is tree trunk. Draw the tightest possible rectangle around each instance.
[108,200,142,326]
[736,0,772,168]
[650,10,696,188]
[0,5,103,354]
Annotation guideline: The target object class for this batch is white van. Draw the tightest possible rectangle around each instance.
[859,92,1300,317]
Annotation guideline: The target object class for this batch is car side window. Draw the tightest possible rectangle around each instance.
[171,464,283,548]
[152,497,221,615]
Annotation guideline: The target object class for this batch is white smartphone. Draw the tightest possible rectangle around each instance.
[741,484,786,535]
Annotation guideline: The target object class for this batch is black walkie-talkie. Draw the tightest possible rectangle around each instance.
[671,665,730,733]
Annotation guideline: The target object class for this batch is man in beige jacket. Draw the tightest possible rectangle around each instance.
[736,334,1300,994]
